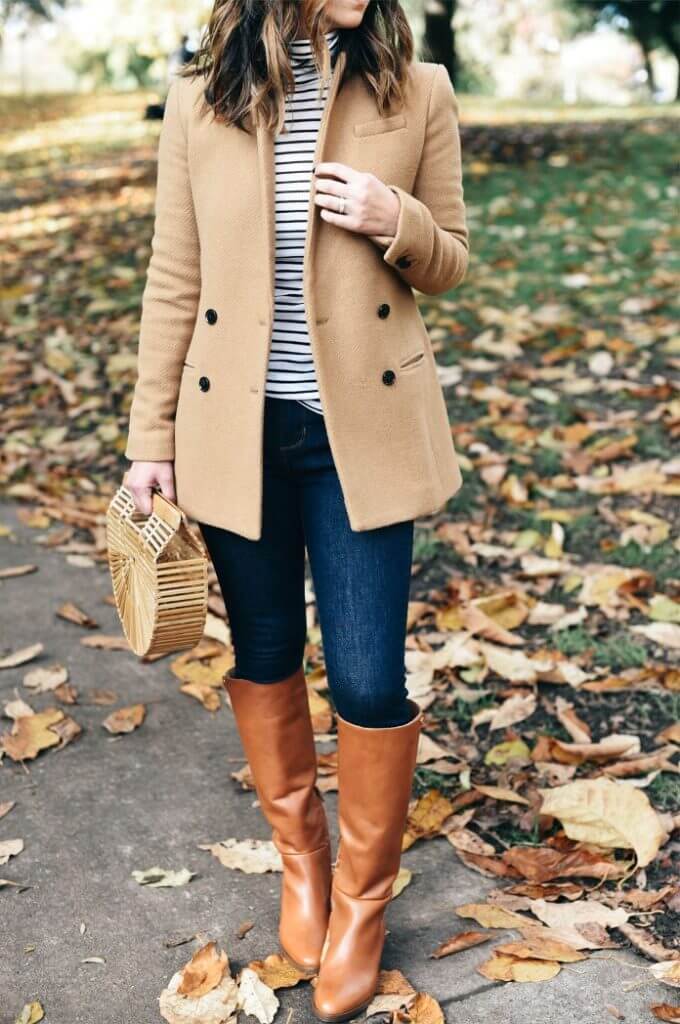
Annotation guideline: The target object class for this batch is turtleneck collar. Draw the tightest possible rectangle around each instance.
[288,27,340,71]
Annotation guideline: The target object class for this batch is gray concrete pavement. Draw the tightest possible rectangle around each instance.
[0,501,665,1024]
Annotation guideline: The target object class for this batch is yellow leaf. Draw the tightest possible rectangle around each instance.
[402,790,454,850]
[1,709,63,761]
[455,902,529,930]
[247,953,308,990]
[485,740,531,766]
[477,952,561,983]
[538,777,667,867]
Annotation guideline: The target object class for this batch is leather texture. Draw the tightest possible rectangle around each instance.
[125,54,469,540]
[223,666,332,972]
[312,700,422,1021]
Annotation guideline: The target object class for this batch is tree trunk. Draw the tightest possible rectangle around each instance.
[423,0,457,84]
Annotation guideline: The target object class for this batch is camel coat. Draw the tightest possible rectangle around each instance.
[125,49,469,539]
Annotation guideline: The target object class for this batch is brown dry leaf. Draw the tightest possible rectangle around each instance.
[0,564,37,579]
[0,838,24,865]
[56,602,98,628]
[180,682,222,712]
[50,713,82,749]
[656,723,680,744]
[402,790,454,851]
[554,697,591,743]
[651,962,680,988]
[1,708,64,761]
[473,785,530,806]
[80,634,130,651]
[171,654,232,688]
[236,920,254,940]
[529,898,629,947]
[236,968,279,1023]
[102,704,146,735]
[505,881,584,902]
[460,603,525,646]
[199,839,282,874]
[247,952,307,990]
[502,843,631,882]
[631,622,680,649]
[177,941,229,998]
[430,931,491,958]
[494,937,586,963]
[549,733,640,764]
[488,692,537,731]
[0,800,15,820]
[0,643,44,670]
[160,957,238,1024]
[404,992,445,1024]
[307,688,333,733]
[651,1004,680,1022]
[477,951,561,983]
[23,664,69,693]
[538,777,667,867]
[455,902,529,930]
[617,923,680,963]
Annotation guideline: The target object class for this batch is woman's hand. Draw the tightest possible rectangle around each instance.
[126,461,176,515]
[313,162,400,240]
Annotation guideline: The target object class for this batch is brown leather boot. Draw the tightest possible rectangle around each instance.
[223,666,332,975]
[312,700,422,1022]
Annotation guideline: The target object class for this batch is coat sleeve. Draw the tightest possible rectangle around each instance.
[124,77,201,463]
[379,64,469,296]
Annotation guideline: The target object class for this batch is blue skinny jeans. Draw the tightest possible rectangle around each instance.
[198,395,415,728]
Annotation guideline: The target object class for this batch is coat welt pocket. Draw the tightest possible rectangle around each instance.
[353,113,407,138]
[399,349,425,370]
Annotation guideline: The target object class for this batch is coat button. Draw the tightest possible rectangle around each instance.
[199,376,210,392]
[377,303,390,319]
[205,308,218,325]
[382,369,396,386]
[396,256,412,269]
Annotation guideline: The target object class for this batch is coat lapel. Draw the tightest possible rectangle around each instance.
[255,48,348,326]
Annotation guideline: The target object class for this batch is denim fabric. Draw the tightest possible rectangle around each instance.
[198,395,415,728]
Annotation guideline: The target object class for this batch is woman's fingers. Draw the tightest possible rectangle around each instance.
[127,461,175,514]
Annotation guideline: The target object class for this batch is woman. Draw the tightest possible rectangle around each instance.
[125,0,468,1019]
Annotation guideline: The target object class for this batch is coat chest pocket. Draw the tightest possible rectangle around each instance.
[352,113,407,138]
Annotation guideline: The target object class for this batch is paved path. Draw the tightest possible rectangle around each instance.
[0,501,663,1024]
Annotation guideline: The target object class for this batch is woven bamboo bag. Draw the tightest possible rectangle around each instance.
[106,482,208,657]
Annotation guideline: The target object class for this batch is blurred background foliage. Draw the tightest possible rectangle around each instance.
[0,0,679,104]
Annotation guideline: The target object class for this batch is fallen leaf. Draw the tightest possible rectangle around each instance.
[102,704,146,734]
[430,931,491,958]
[23,665,69,693]
[132,867,195,888]
[236,968,279,1024]
[246,953,308,990]
[455,902,529,930]
[529,898,629,948]
[177,941,229,998]
[473,785,530,806]
[392,866,412,898]
[1,708,64,761]
[402,790,454,850]
[14,1003,44,1024]
[538,777,667,866]
[477,951,561,983]
[651,1004,680,1022]
[199,839,283,874]
[0,838,24,865]
[651,962,680,988]
[56,601,98,628]
[0,643,44,669]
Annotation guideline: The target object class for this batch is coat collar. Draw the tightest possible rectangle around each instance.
[255,47,348,325]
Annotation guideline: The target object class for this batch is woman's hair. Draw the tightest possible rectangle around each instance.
[179,0,414,132]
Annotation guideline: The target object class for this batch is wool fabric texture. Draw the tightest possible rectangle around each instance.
[125,49,469,540]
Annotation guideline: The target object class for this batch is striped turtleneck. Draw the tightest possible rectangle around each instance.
[264,27,340,415]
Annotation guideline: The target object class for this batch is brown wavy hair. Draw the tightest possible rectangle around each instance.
[179,0,414,133]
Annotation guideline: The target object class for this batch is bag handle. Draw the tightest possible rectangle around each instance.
[119,472,184,530]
